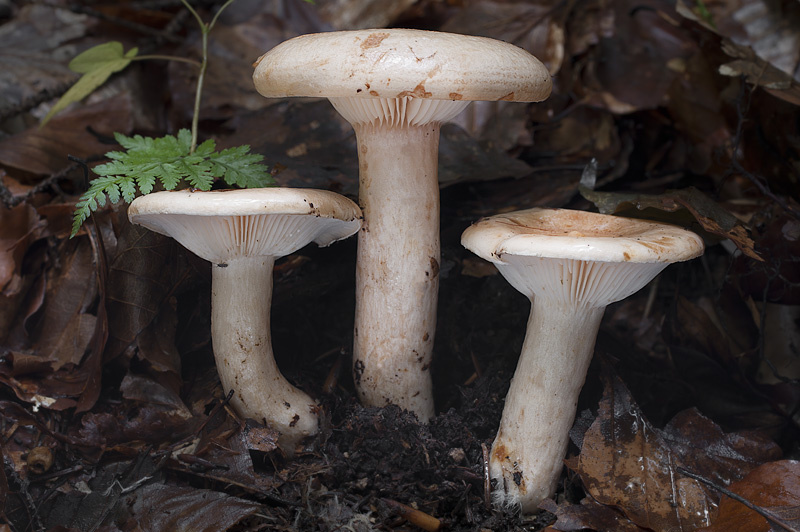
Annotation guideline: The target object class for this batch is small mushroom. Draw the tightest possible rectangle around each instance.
[461,207,704,513]
[253,29,552,421]
[128,188,362,450]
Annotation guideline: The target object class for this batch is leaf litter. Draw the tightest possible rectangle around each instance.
[1,0,799,530]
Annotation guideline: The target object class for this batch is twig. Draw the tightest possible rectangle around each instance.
[382,498,441,532]
[0,156,104,209]
[677,467,798,532]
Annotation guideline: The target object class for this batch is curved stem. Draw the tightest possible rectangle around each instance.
[351,122,439,421]
[211,257,319,450]
[489,299,605,513]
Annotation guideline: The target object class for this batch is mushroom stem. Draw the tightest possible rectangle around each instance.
[351,122,439,421]
[490,298,604,512]
[211,256,318,448]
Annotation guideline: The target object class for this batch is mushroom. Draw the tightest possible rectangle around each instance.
[461,207,704,513]
[252,29,552,420]
[128,188,362,449]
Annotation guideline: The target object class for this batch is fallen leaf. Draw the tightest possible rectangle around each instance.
[0,91,133,179]
[130,483,260,532]
[0,4,87,118]
[440,1,564,75]
[104,220,193,363]
[567,373,781,532]
[0,202,43,294]
[540,497,648,532]
[701,460,800,532]
[579,184,761,260]
[34,239,97,369]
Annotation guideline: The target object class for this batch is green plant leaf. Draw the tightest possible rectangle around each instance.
[211,146,272,189]
[70,130,274,237]
[41,42,138,126]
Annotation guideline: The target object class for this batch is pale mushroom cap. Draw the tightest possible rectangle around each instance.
[253,29,552,102]
[461,208,705,265]
[128,188,362,262]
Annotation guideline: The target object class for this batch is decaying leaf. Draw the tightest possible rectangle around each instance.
[540,497,648,531]
[676,0,800,106]
[0,238,105,411]
[701,460,800,532]
[130,483,261,532]
[0,92,133,178]
[566,373,781,532]
[0,4,87,118]
[579,183,761,261]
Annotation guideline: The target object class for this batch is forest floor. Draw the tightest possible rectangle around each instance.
[1,0,799,531]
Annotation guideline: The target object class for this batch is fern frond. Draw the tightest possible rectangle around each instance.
[70,130,274,237]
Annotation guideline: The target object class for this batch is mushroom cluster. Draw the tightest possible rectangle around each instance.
[253,29,552,420]
[119,27,707,520]
[128,188,361,450]
[461,208,705,513]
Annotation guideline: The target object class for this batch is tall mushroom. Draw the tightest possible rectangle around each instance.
[128,188,362,449]
[461,208,704,513]
[253,29,552,420]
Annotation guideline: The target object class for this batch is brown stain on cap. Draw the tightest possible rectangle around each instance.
[361,32,390,50]
[398,83,432,99]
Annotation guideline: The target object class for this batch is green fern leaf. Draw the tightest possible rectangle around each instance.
[71,130,274,238]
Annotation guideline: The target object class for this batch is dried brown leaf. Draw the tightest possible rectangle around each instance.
[105,221,189,363]
[0,203,42,292]
[567,374,780,532]
[702,460,800,532]
[580,185,761,260]
[130,483,260,532]
[0,5,87,117]
[440,1,564,75]
[35,240,97,369]
[0,92,132,179]
[540,497,648,532]
[317,0,416,30]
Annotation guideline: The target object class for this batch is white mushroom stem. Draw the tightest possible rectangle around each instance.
[329,96,469,420]
[211,256,318,448]
[488,256,668,513]
[490,298,604,511]
[349,121,441,420]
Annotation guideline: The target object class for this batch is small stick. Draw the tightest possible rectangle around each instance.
[382,498,441,532]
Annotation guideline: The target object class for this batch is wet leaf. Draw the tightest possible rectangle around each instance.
[567,373,780,532]
[702,460,800,532]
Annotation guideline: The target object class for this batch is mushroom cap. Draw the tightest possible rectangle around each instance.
[253,29,552,103]
[461,208,705,265]
[128,188,362,262]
